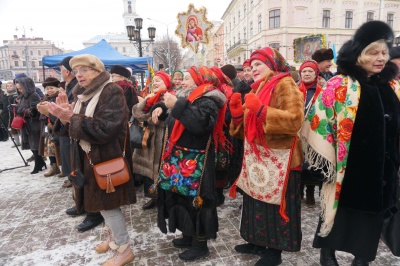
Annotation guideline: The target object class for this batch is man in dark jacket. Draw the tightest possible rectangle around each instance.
[312,48,335,81]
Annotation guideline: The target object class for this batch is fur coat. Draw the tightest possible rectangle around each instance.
[230,76,304,169]
[61,72,136,213]
[131,97,165,181]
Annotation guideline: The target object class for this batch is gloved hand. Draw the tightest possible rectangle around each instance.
[245,93,264,115]
[229,93,243,118]
[229,93,244,126]
[7,105,13,111]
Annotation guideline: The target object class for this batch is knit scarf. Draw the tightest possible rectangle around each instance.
[246,72,290,159]
[143,89,167,112]
[73,80,111,153]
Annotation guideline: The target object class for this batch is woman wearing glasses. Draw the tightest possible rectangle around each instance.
[48,54,137,266]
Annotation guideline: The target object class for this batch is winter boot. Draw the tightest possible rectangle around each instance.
[44,163,61,177]
[234,242,267,255]
[101,242,134,266]
[320,248,339,266]
[172,234,192,248]
[11,134,21,148]
[254,248,282,266]
[1,127,9,141]
[351,257,369,266]
[95,225,114,254]
[305,185,316,205]
[31,151,47,175]
[215,187,225,207]
[178,236,209,261]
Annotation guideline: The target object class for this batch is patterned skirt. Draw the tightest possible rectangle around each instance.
[239,171,302,252]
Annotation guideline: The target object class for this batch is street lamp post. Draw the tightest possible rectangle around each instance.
[126,18,156,89]
[147,18,175,75]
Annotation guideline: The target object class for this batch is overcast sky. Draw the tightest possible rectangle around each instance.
[0,0,231,51]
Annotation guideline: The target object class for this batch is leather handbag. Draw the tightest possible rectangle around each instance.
[11,110,26,129]
[88,130,130,193]
[129,117,153,150]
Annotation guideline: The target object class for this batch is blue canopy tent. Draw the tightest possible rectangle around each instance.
[42,39,152,74]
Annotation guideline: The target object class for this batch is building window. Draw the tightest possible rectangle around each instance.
[23,61,27,67]
[38,50,41,56]
[367,12,374,21]
[238,32,240,41]
[345,11,353,29]
[15,61,19,67]
[258,14,262,32]
[322,10,330,28]
[39,61,42,67]
[244,4,246,14]
[30,50,33,56]
[269,43,280,51]
[244,27,247,40]
[387,13,394,28]
[31,61,35,68]
[46,50,49,56]
[233,37,236,44]
[238,10,241,21]
[13,50,17,56]
[269,9,280,29]
[250,21,253,37]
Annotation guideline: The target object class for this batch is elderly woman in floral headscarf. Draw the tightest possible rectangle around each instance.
[150,66,227,262]
[301,20,400,266]
[229,47,304,266]
[297,60,324,205]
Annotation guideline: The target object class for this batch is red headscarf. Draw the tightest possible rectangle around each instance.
[242,59,251,68]
[163,66,230,159]
[143,72,173,112]
[298,60,321,103]
[210,66,233,99]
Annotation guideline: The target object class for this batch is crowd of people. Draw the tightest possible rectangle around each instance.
[1,20,400,266]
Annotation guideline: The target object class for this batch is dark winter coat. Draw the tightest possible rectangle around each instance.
[66,77,77,103]
[15,77,41,150]
[0,92,18,128]
[335,61,400,214]
[131,98,165,182]
[115,80,138,119]
[155,88,226,239]
[59,72,136,213]
[38,92,60,164]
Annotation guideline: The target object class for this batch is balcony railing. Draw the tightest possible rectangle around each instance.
[227,39,247,54]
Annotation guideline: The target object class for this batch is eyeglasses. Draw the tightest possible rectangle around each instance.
[72,67,93,76]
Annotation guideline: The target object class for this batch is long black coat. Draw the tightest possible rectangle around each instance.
[15,78,41,150]
[58,72,136,212]
[155,88,226,239]
[0,93,17,128]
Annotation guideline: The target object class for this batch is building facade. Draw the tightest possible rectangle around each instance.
[0,35,63,82]
[219,0,400,66]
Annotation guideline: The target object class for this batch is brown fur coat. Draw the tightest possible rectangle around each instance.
[68,72,136,212]
[230,76,304,168]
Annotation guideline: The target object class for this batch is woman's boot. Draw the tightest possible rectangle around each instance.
[320,248,339,266]
[44,163,61,177]
[31,151,47,174]
[101,242,134,266]
[172,234,192,248]
[95,225,114,253]
[178,236,209,261]
[306,185,316,205]
[255,247,282,266]
[351,257,369,266]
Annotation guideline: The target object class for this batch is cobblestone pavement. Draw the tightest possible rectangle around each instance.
[0,140,399,266]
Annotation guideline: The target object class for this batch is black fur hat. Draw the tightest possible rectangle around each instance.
[312,48,334,63]
[220,64,237,80]
[110,65,131,79]
[337,21,394,69]
[42,77,60,88]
